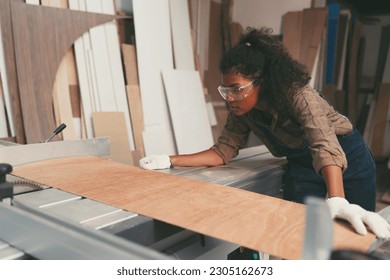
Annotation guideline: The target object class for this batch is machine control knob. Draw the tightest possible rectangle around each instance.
[0,163,13,201]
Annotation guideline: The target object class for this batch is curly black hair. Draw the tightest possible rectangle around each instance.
[219,27,311,111]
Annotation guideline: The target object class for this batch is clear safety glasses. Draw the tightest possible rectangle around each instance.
[217,80,256,101]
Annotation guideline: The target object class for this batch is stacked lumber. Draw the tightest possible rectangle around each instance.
[364,25,390,160]
[282,4,390,161]
[0,0,219,166]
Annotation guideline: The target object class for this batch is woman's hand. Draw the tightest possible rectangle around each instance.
[326,197,390,239]
[139,154,171,170]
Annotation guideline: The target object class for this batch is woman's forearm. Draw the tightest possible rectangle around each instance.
[170,149,225,167]
[321,165,345,198]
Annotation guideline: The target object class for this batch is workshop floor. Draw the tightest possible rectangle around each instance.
[375,159,390,212]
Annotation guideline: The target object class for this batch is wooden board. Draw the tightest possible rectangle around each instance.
[194,0,211,83]
[0,66,8,137]
[41,0,77,141]
[92,112,134,165]
[121,44,139,86]
[204,1,223,104]
[162,69,214,154]
[370,84,390,157]
[169,0,195,70]
[132,0,176,155]
[347,19,363,125]
[12,156,377,260]
[299,8,327,74]
[0,0,25,143]
[126,85,145,158]
[282,11,303,61]
[10,2,122,143]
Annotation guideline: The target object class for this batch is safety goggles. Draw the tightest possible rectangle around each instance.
[217,80,256,101]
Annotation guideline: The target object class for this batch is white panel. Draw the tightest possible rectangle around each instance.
[99,0,135,150]
[85,0,117,111]
[25,0,40,4]
[169,0,195,70]
[133,0,176,155]
[70,0,135,150]
[162,69,214,154]
[142,130,176,155]
[68,0,97,139]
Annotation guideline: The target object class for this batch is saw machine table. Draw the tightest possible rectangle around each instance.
[0,140,286,260]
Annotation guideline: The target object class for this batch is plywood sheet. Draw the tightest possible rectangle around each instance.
[10,1,122,143]
[205,1,223,103]
[92,112,134,165]
[282,11,303,61]
[0,69,8,137]
[41,0,76,141]
[12,156,377,260]
[132,0,176,155]
[370,84,390,157]
[162,69,214,154]
[126,85,144,157]
[121,44,139,86]
[347,20,363,125]
[169,0,195,70]
[299,8,327,75]
[0,0,25,143]
[84,0,135,151]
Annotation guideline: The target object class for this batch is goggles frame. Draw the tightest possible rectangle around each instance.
[217,79,257,101]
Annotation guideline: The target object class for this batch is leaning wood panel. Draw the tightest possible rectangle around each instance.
[347,20,363,125]
[126,85,145,157]
[132,0,176,155]
[92,112,134,165]
[0,0,25,143]
[10,2,124,143]
[162,69,213,154]
[282,11,303,61]
[299,8,327,75]
[370,84,390,158]
[0,71,8,137]
[12,156,377,260]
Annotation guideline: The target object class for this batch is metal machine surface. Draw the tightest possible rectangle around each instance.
[0,139,287,260]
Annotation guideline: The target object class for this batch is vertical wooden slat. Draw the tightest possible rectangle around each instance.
[170,0,196,70]
[126,85,145,159]
[370,84,390,158]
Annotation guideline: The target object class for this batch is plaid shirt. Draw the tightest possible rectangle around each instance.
[211,85,353,174]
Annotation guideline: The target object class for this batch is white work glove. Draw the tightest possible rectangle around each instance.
[139,154,172,170]
[326,197,390,239]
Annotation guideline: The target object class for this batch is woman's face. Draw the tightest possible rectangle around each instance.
[219,72,260,116]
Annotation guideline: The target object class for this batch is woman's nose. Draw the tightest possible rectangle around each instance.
[225,94,235,102]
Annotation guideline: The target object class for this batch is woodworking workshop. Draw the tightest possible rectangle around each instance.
[1,0,390,262]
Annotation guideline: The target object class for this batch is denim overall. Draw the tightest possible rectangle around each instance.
[261,128,376,211]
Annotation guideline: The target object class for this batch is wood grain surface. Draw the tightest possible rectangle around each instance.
[12,156,377,259]
[11,2,123,143]
[0,0,25,143]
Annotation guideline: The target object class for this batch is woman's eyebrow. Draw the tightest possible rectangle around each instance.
[221,82,241,87]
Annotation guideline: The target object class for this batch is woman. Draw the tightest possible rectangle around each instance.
[139,27,390,239]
